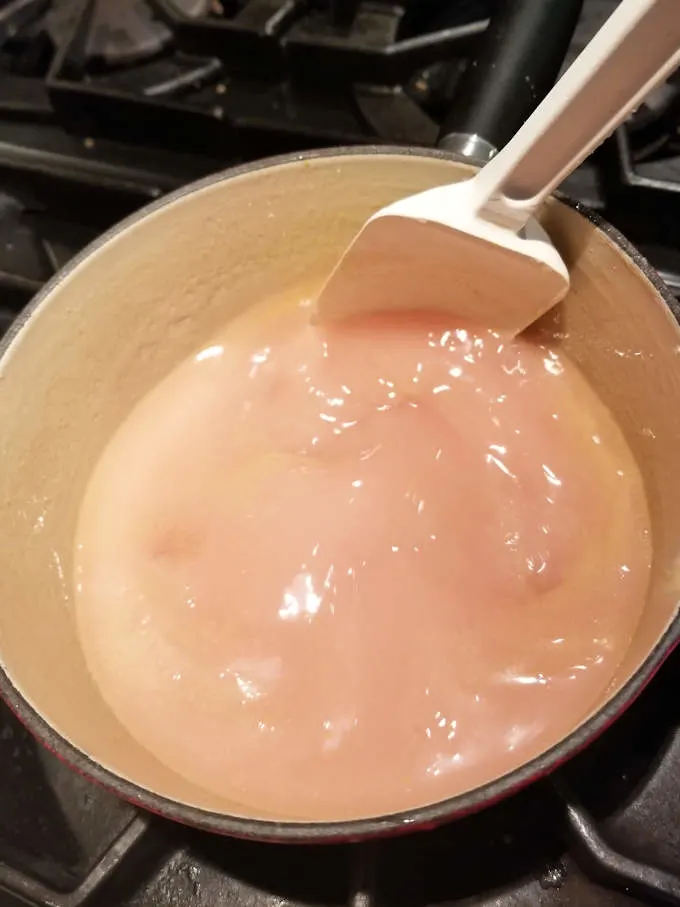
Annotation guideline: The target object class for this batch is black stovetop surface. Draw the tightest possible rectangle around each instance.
[2,2,680,905]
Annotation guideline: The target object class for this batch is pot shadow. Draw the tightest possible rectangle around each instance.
[182,829,355,907]
[0,700,135,892]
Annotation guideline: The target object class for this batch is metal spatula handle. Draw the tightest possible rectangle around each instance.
[471,0,680,230]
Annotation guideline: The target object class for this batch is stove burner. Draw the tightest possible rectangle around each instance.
[47,0,211,68]
[0,0,48,47]
[166,0,213,14]
[87,0,176,66]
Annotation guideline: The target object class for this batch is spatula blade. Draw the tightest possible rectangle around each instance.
[314,213,570,335]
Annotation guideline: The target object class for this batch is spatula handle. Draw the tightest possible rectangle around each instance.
[472,0,680,228]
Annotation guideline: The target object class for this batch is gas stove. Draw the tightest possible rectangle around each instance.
[2,2,680,906]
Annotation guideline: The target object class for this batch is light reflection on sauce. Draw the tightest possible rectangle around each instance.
[74,294,652,821]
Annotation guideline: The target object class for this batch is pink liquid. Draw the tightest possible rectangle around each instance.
[74,295,651,821]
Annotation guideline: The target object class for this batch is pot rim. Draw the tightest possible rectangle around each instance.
[1,144,679,843]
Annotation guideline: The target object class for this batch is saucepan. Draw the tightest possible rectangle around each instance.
[1,0,680,844]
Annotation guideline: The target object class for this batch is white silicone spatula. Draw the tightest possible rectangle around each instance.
[314,0,680,335]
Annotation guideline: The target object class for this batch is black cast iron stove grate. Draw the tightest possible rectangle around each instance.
[2,2,680,905]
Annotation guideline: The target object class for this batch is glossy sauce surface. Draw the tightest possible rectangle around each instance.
[74,294,651,821]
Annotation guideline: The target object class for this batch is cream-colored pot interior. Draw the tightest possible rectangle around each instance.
[1,151,680,823]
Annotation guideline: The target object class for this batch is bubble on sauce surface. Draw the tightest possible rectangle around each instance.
[74,297,651,821]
